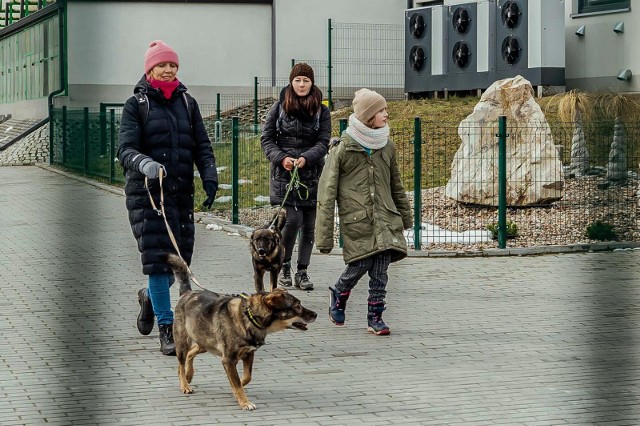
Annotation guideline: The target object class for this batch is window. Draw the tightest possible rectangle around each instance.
[578,0,630,14]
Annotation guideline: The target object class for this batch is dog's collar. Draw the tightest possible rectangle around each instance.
[240,293,266,330]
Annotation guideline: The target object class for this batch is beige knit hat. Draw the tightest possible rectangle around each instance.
[352,88,387,123]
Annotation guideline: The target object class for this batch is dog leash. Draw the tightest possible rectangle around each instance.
[268,164,309,229]
[145,170,208,291]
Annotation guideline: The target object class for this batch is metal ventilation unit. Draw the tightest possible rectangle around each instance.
[443,2,495,90]
[494,0,565,86]
[405,8,432,94]
[404,0,565,96]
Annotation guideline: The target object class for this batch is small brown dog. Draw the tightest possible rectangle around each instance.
[164,253,317,411]
[250,209,286,292]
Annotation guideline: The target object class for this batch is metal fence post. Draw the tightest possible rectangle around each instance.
[109,109,116,183]
[84,107,89,174]
[231,116,240,224]
[215,93,221,141]
[327,18,333,110]
[413,117,422,251]
[99,103,106,156]
[48,105,55,164]
[497,115,507,249]
[253,77,258,134]
[339,118,347,135]
[62,105,67,165]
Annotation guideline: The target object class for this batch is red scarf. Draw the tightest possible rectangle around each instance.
[147,77,180,100]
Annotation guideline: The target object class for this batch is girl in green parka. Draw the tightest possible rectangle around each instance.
[315,88,412,335]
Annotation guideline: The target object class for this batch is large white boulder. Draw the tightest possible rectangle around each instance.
[445,75,564,206]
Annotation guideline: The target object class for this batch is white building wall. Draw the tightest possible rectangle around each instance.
[273,0,406,78]
[564,0,638,92]
[67,1,272,105]
[3,0,408,116]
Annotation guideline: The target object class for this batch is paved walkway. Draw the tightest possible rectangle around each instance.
[1,165,639,425]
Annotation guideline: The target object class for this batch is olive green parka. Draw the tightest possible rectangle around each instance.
[315,133,413,264]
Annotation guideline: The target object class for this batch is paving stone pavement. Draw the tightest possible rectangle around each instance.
[1,165,640,426]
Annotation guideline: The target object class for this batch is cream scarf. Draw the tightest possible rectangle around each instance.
[345,114,389,150]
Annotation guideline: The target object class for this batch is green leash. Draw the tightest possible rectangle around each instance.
[269,164,309,229]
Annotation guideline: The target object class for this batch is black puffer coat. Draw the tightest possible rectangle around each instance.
[260,88,331,208]
[117,75,217,275]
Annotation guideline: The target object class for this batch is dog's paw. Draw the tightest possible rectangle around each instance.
[240,401,257,411]
[180,386,194,394]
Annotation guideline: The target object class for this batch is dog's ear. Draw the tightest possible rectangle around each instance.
[264,289,289,309]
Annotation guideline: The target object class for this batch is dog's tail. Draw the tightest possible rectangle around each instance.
[163,253,192,296]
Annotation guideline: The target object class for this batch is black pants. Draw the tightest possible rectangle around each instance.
[282,205,316,271]
[334,251,392,303]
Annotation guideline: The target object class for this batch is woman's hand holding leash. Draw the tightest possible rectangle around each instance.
[281,156,296,171]
[140,159,166,179]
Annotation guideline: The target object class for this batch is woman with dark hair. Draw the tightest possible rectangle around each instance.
[261,63,331,291]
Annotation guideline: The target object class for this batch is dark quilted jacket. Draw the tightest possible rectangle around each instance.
[117,75,217,275]
[260,89,331,207]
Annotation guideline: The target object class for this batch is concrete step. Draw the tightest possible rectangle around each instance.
[0,117,48,151]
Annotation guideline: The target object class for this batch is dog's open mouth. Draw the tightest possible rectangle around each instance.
[290,322,308,331]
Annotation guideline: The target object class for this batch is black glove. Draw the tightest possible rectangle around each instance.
[319,248,332,254]
[202,181,218,209]
[139,159,165,179]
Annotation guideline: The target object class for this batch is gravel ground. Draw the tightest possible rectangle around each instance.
[222,173,639,251]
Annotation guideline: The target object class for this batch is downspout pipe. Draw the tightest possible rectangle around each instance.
[48,1,66,164]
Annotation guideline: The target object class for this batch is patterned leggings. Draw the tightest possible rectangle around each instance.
[334,251,392,303]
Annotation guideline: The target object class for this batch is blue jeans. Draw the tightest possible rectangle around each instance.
[148,273,173,325]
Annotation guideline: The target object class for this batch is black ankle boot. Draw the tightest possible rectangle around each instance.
[329,287,351,326]
[137,288,154,336]
[158,324,176,356]
[367,302,390,336]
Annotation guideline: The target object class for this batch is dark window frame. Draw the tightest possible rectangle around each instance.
[578,0,630,14]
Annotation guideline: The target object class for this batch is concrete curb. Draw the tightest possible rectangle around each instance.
[36,163,640,258]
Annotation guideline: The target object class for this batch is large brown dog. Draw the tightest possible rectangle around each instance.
[250,209,286,292]
[164,253,317,411]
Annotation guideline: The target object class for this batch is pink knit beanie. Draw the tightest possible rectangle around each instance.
[144,40,179,73]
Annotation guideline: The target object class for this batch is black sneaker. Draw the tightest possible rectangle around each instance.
[158,323,176,356]
[137,288,154,336]
[294,269,314,290]
[279,262,293,287]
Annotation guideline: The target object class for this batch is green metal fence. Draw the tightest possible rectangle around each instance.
[49,106,640,249]
[329,20,404,103]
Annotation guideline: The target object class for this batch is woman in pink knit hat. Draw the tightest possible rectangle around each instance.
[117,40,219,356]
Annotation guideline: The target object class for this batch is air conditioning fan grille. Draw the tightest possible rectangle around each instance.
[501,36,521,65]
[452,41,471,69]
[452,7,471,34]
[501,1,520,29]
[409,13,426,39]
[409,46,426,71]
